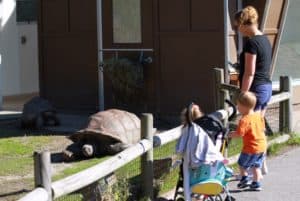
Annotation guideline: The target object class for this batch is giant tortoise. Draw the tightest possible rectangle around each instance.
[21,96,60,129]
[63,109,141,161]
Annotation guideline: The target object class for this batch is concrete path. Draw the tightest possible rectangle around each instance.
[228,147,300,201]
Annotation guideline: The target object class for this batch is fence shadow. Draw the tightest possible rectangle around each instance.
[0,189,31,198]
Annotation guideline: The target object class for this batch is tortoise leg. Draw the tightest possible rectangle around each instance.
[21,115,37,129]
[42,111,60,126]
[35,115,43,129]
[107,143,130,155]
[63,142,83,161]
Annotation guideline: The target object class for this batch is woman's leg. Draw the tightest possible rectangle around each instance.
[251,84,272,175]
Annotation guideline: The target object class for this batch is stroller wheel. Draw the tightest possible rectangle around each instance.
[203,196,214,201]
[214,195,223,201]
[224,195,236,201]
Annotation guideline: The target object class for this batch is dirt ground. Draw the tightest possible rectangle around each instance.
[0,118,75,201]
[0,134,74,201]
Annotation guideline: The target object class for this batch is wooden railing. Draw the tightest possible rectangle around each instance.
[214,68,292,133]
[18,68,293,201]
[18,107,234,201]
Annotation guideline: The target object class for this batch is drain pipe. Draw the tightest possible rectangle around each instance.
[0,58,2,110]
[96,0,104,111]
[0,53,2,110]
[0,3,2,110]
[224,0,229,83]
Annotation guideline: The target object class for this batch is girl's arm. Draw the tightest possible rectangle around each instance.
[241,53,256,92]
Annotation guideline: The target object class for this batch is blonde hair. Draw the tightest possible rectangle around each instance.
[180,104,204,127]
[234,6,259,26]
[237,91,257,109]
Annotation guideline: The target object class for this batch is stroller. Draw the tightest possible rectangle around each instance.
[174,100,236,201]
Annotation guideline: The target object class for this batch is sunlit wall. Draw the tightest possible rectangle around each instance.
[273,0,300,82]
[0,0,39,97]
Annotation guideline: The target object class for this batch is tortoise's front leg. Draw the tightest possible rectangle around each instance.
[63,142,83,161]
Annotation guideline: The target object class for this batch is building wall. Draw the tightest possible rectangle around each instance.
[273,0,300,104]
[18,23,39,94]
[0,0,39,97]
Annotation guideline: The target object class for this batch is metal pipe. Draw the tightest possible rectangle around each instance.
[0,5,2,110]
[96,0,104,111]
[0,54,2,110]
[224,0,229,83]
[237,0,243,55]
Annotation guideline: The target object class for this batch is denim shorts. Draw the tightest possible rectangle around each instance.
[238,152,265,169]
[250,83,272,111]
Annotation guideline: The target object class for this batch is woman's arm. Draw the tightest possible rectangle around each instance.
[241,53,256,92]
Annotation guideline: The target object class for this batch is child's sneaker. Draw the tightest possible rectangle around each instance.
[237,176,250,188]
[249,181,262,191]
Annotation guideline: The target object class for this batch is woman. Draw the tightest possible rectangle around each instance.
[234,6,272,174]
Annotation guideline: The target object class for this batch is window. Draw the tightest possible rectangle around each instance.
[273,0,300,82]
[112,0,142,43]
[16,0,37,23]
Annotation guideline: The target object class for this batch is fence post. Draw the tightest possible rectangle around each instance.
[279,76,293,133]
[214,68,223,109]
[141,113,154,200]
[34,151,52,201]
[213,68,229,109]
[213,68,230,125]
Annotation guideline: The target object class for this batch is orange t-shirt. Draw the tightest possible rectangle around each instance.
[236,112,267,154]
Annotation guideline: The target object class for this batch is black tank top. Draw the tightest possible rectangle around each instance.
[239,35,272,88]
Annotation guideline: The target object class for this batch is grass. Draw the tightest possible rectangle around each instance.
[0,133,177,200]
[55,193,83,201]
[156,167,180,194]
[227,133,292,158]
[227,138,243,157]
[0,136,52,156]
[267,134,300,156]
[0,136,53,176]
[52,142,178,200]
[228,133,300,172]
[2,130,299,201]
[53,157,110,181]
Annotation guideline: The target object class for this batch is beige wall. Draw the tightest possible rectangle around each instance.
[18,23,39,94]
[293,85,300,104]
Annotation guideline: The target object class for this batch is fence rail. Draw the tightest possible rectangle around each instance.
[214,68,292,133]
[18,68,293,201]
[18,188,49,201]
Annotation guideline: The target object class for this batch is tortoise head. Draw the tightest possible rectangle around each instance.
[82,144,96,158]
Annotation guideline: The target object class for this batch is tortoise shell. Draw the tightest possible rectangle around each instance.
[69,109,141,145]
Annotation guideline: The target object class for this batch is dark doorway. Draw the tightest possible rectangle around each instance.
[155,0,226,115]
[38,0,99,112]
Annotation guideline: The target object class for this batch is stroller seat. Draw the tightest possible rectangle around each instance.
[189,161,233,196]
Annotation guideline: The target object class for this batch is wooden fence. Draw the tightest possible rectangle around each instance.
[214,68,292,133]
[18,68,293,201]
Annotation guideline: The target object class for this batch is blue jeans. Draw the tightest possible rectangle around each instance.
[250,83,272,111]
[238,152,265,169]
